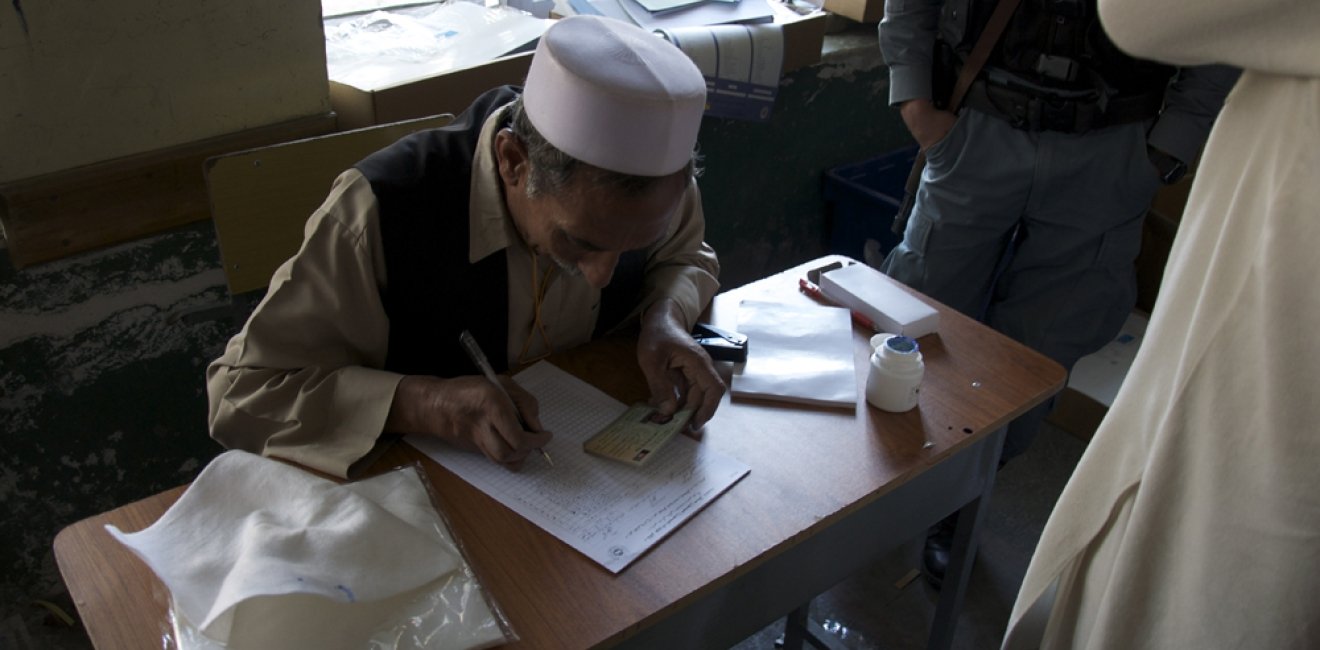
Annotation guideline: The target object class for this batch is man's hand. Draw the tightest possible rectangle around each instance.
[637,299,726,431]
[900,99,958,151]
[385,374,551,469]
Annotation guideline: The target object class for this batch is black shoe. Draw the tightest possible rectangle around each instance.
[921,512,958,590]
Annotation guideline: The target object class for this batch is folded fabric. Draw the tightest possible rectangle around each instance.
[107,450,507,649]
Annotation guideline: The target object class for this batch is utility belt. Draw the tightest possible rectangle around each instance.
[962,76,1165,133]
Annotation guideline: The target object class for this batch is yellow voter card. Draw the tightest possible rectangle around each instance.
[583,403,693,466]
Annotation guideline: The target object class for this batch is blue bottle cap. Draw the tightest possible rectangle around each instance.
[885,335,919,354]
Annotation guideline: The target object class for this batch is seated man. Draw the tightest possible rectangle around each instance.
[206,16,725,478]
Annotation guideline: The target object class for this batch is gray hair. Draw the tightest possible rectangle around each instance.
[506,95,701,198]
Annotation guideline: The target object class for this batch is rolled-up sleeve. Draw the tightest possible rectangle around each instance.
[879,0,943,106]
[1147,64,1241,165]
[206,170,403,478]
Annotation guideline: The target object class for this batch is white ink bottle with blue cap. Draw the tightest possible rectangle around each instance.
[865,333,924,412]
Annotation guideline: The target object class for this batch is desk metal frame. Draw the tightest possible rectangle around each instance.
[620,427,1002,650]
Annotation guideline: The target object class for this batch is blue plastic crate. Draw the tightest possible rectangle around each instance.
[823,145,918,262]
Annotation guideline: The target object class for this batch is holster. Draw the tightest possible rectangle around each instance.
[932,40,958,110]
[891,151,926,237]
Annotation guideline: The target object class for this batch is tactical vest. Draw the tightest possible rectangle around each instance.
[938,0,1174,98]
[354,85,645,377]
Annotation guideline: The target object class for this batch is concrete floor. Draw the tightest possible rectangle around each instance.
[15,420,1086,650]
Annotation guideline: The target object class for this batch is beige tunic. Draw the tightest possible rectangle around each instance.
[1003,1,1320,648]
[206,104,719,478]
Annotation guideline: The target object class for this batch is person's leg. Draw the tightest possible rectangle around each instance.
[882,110,1034,318]
[882,110,1039,587]
[988,121,1161,462]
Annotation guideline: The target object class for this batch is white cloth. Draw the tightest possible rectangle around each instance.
[1003,0,1320,647]
[107,451,506,649]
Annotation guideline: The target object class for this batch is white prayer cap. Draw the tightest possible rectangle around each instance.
[523,16,706,177]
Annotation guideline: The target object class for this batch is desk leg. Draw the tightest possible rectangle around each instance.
[781,602,850,650]
[926,452,1000,650]
[781,605,810,650]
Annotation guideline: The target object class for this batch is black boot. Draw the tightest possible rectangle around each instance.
[921,512,958,590]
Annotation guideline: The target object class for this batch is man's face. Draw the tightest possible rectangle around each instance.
[496,129,686,289]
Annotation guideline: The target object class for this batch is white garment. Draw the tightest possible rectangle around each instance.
[1003,0,1320,647]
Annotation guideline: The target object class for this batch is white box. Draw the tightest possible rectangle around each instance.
[819,263,939,338]
[1067,311,1148,407]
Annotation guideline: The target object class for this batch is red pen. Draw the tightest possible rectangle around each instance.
[798,277,878,331]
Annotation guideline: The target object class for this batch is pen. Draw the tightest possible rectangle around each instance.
[798,278,879,332]
[458,330,554,466]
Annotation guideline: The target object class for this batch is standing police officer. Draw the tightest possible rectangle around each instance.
[878,0,1239,587]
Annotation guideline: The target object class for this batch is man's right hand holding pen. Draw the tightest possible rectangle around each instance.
[384,374,552,470]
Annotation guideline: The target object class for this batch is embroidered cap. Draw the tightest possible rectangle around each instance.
[523,16,706,177]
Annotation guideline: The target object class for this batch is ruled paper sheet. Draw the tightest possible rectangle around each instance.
[406,360,749,573]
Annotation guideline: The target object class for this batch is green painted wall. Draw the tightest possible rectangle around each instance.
[0,38,907,645]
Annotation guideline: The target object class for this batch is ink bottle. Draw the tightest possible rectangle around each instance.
[865,334,924,412]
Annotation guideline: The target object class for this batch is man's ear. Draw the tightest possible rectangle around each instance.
[494,128,528,189]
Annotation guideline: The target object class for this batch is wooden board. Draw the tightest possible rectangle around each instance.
[206,114,454,295]
[0,113,335,268]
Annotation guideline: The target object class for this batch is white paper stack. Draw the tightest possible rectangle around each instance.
[324,3,550,91]
[729,299,858,408]
[819,263,939,338]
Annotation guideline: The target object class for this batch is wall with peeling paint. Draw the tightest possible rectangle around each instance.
[0,35,905,644]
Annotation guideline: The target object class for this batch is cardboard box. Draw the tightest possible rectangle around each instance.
[822,0,882,24]
[331,52,535,131]
[330,13,827,129]
[1046,311,1148,441]
[1136,171,1193,311]
[781,12,828,75]
[1136,208,1179,313]
[1046,387,1109,442]
[819,261,940,338]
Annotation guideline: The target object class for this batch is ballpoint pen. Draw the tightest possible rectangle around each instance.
[458,330,554,466]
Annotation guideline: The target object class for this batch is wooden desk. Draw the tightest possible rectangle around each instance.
[54,255,1064,649]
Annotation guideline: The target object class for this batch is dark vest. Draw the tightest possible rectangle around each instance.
[354,85,645,377]
[938,0,1174,96]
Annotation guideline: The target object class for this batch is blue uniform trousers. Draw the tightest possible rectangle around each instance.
[883,108,1162,461]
